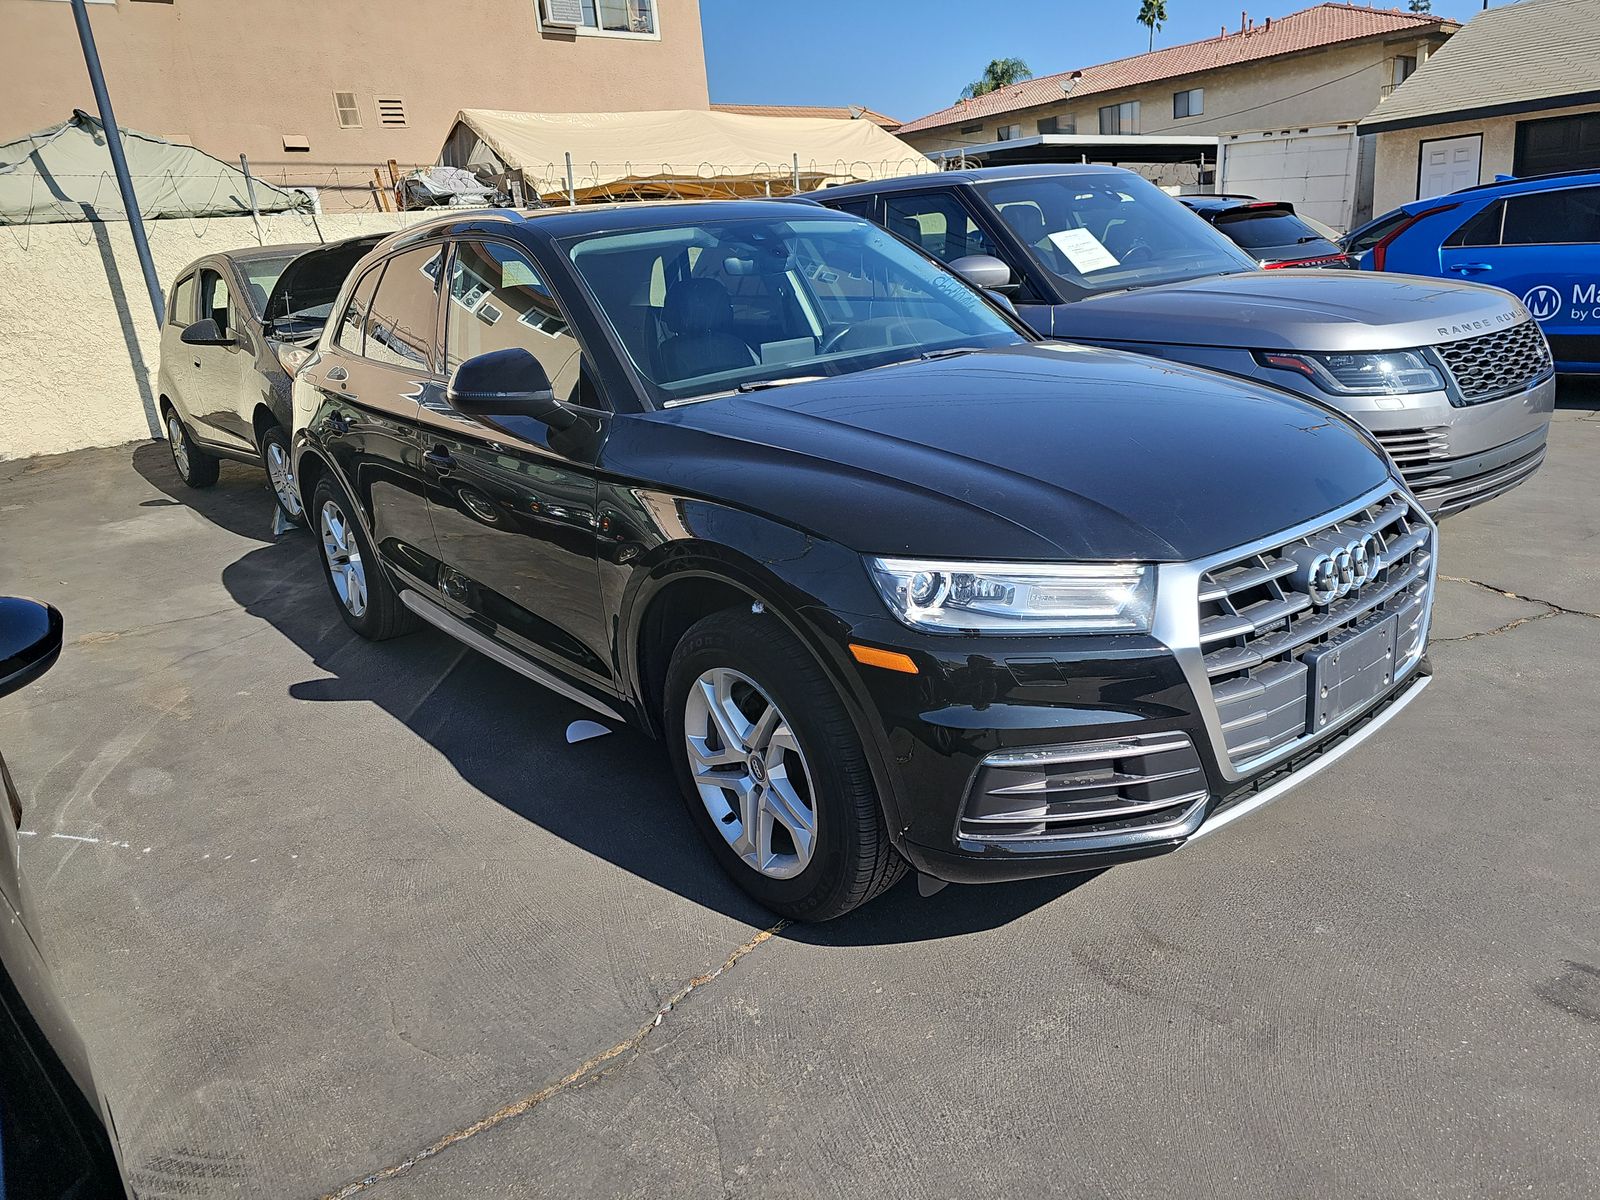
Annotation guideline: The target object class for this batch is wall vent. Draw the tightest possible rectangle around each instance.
[376,97,408,127]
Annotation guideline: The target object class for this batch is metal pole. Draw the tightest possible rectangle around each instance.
[70,0,163,326]
[239,154,264,245]
[564,152,576,206]
[792,153,801,194]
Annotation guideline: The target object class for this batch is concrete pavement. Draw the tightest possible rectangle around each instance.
[0,387,1596,1198]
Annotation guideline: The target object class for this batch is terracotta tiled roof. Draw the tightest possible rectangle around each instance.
[898,3,1451,134]
[710,104,901,129]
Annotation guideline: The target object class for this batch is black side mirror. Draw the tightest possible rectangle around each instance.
[948,254,1017,293]
[180,318,233,346]
[447,348,575,430]
[0,598,63,701]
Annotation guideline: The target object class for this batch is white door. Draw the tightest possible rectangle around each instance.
[1218,127,1359,231]
[1418,135,1481,200]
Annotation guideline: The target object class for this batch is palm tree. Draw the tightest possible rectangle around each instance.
[1138,0,1169,52]
[960,57,1033,100]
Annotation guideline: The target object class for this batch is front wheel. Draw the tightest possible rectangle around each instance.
[664,609,907,921]
[260,425,305,526]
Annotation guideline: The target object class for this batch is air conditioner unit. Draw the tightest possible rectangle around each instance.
[543,0,583,27]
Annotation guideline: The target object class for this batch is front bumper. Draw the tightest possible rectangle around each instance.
[828,483,1437,885]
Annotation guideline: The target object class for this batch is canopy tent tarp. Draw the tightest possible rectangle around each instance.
[0,111,308,225]
[440,108,936,202]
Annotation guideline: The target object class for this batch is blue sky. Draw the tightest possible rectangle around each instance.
[700,0,1497,123]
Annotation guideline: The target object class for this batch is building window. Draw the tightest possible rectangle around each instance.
[375,97,408,127]
[1393,56,1417,86]
[1099,101,1140,135]
[1173,89,1203,119]
[333,92,361,129]
[1038,115,1074,135]
[543,0,656,35]
[996,123,1022,141]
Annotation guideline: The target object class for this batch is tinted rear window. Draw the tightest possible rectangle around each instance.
[1501,185,1600,245]
[1215,211,1321,250]
[364,245,445,370]
[1345,210,1410,255]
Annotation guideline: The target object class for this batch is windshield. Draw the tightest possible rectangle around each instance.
[977,174,1257,298]
[564,214,1025,405]
[238,255,297,316]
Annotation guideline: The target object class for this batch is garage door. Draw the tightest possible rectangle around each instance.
[1218,126,1358,232]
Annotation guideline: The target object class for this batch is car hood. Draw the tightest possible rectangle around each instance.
[616,343,1391,563]
[1059,269,1529,353]
[262,234,384,331]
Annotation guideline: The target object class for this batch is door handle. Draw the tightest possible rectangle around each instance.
[1448,263,1493,274]
[423,446,456,472]
[325,365,349,382]
[325,411,352,435]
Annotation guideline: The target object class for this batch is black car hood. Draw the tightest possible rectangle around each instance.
[616,343,1390,563]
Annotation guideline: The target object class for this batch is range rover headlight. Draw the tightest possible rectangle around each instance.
[1256,349,1444,396]
[866,558,1155,634]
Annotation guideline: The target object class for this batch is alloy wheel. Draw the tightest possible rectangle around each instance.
[167,415,189,478]
[683,667,817,879]
[319,500,368,617]
[265,440,303,518]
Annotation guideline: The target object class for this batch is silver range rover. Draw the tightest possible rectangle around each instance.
[815,165,1556,517]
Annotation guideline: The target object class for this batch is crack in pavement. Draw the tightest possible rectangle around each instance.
[318,920,787,1200]
[1433,576,1600,642]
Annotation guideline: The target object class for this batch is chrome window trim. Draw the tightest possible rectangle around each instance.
[1152,477,1437,785]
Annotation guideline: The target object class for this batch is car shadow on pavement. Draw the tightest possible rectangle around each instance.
[135,442,1108,943]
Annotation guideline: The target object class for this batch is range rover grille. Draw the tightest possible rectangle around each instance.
[1196,493,1433,767]
[1434,318,1553,404]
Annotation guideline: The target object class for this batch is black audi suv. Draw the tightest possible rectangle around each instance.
[290,201,1436,920]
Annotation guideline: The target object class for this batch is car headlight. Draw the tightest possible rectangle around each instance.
[866,558,1155,634]
[1256,349,1444,396]
[275,342,315,377]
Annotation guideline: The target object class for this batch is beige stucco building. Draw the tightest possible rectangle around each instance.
[0,0,709,209]
[1360,0,1600,217]
[894,3,1457,230]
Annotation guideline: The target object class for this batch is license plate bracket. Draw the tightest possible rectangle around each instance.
[1305,612,1399,733]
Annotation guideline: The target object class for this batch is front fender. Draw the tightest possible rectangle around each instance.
[606,494,912,841]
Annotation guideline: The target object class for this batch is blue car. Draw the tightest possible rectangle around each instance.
[1346,169,1600,373]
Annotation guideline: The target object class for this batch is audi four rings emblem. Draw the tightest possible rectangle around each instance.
[1307,535,1381,604]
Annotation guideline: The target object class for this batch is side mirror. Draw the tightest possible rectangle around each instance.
[448,348,576,430]
[949,254,1016,293]
[180,318,233,346]
[0,598,63,701]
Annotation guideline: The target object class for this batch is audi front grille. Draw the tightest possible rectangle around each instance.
[1195,492,1433,768]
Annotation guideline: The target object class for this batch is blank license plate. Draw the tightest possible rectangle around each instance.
[1305,613,1399,732]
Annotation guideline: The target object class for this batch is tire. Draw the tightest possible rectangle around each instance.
[163,405,219,488]
[310,475,419,641]
[259,424,306,527]
[664,608,907,921]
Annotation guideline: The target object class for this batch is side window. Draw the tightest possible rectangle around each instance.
[1446,201,1505,248]
[445,240,590,406]
[829,198,877,221]
[198,268,234,337]
[882,193,999,264]
[365,245,444,369]
[1502,186,1600,245]
[334,265,382,355]
[169,273,197,327]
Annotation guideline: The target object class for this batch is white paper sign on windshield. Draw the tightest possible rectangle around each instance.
[1047,227,1121,273]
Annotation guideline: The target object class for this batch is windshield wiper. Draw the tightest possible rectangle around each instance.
[735,375,828,392]
[919,346,984,361]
